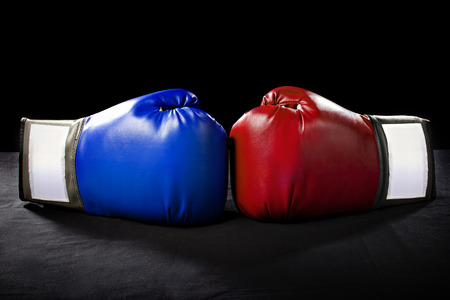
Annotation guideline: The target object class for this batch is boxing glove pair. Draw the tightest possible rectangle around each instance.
[20,87,435,225]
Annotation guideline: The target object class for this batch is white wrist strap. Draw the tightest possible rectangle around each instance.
[28,122,71,202]
[369,115,435,208]
[382,123,428,200]
[20,118,86,210]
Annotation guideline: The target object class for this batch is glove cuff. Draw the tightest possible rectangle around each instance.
[368,115,435,209]
[19,117,86,210]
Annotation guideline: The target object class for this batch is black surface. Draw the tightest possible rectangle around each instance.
[1,151,450,299]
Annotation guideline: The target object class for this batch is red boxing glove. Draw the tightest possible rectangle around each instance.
[230,86,435,221]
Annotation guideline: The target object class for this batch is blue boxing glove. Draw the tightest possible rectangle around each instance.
[19,89,228,226]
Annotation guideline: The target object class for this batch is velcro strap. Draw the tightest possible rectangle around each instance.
[382,123,428,199]
[19,118,86,210]
[29,122,70,202]
[369,115,435,209]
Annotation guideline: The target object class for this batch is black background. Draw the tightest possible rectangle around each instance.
[3,5,448,150]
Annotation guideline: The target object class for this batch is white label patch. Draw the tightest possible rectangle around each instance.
[28,124,70,202]
[382,123,428,200]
